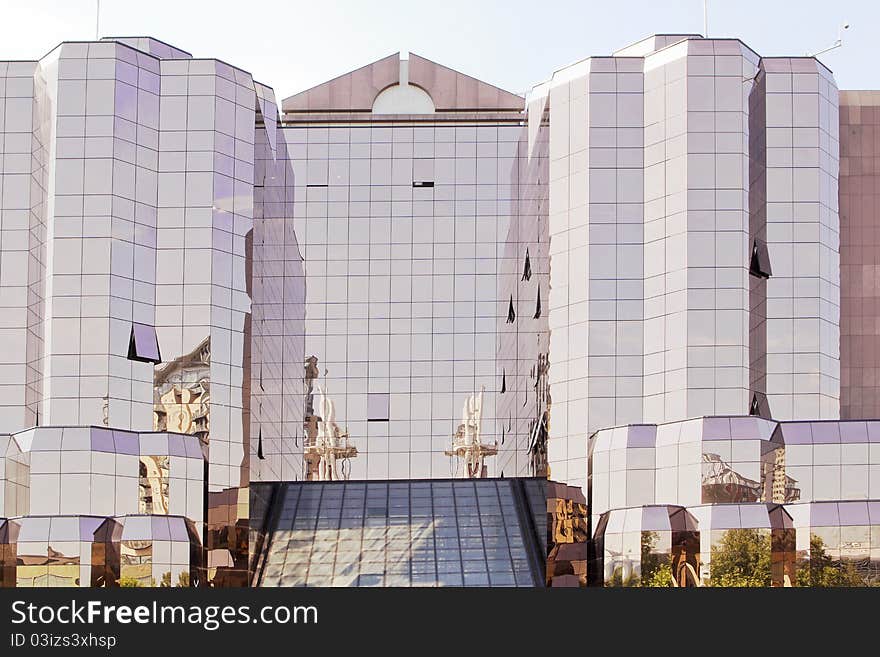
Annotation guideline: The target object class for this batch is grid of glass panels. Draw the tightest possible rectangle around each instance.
[761,58,840,421]
[521,476,548,554]
[839,91,880,420]
[285,121,522,479]
[259,479,540,587]
[496,94,550,480]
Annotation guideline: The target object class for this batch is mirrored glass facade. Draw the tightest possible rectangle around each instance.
[589,416,880,585]
[513,36,840,493]
[839,91,880,419]
[0,36,302,586]
[1,30,880,588]
[0,426,206,586]
[281,54,526,480]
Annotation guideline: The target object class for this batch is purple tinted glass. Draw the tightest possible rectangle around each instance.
[702,417,731,441]
[811,503,839,526]
[152,517,171,540]
[79,517,104,541]
[113,430,139,456]
[627,425,656,448]
[730,417,760,439]
[640,505,671,531]
[811,422,841,444]
[169,518,189,541]
[168,434,187,457]
[839,422,869,444]
[183,436,203,459]
[90,428,115,453]
[130,323,161,363]
[367,393,390,421]
[838,501,870,525]
[780,423,813,444]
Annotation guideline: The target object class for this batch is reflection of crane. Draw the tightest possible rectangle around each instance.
[303,385,357,481]
[446,386,497,478]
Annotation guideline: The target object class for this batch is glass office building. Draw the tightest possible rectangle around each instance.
[1,32,880,587]
[0,36,303,586]
[590,417,880,586]
[509,35,840,493]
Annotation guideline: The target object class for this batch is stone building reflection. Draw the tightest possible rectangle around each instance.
[302,359,358,481]
[153,338,211,442]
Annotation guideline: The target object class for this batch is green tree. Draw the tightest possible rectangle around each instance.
[796,534,868,587]
[707,529,771,587]
[178,571,190,587]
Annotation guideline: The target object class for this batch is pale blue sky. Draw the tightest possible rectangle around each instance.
[1,0,877,100]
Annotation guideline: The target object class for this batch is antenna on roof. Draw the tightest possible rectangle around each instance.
[95,0,101,40]
[808,23,850,57]
[703,0,709,38]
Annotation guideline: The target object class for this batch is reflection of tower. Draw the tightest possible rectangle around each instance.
[302,378,357,481]
[446,386,498,478]
[303,356,320,458]
[528,350,550,477]
[770,447,791,502]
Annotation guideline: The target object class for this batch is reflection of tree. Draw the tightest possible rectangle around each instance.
[708,529,771,587]
[641,531,673,588]
[606,532,675,587]
[606,566,638,587]
[796,535,868,587]
[158,570,191,587]
[118,577,145,587]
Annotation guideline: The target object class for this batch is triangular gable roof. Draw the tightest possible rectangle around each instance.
[282,53,399,113]
[407,53,522,111]
[281,52,522,113]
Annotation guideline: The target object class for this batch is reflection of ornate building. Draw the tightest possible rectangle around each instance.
[593,506,700,587]
[546,482,588,587]
[590,417,880,585]
[153,337,211,443]
[303,386,357,481]
[0,427,206,587]
[527,354,550,477]
[701,452,799,504]
[446,388,498,478]
[0,34,299,587]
